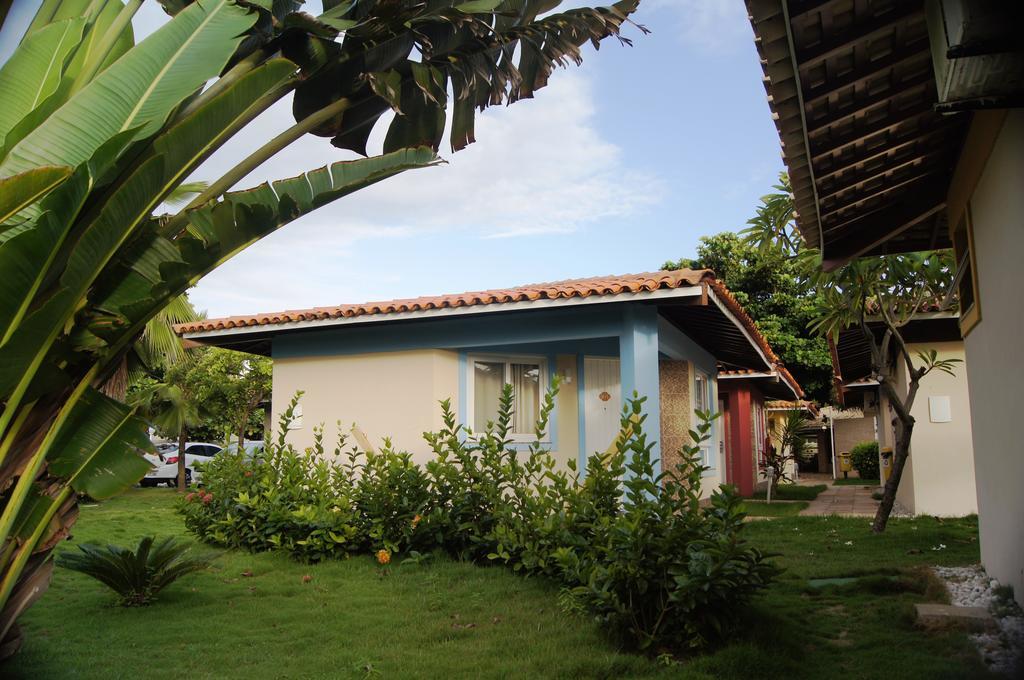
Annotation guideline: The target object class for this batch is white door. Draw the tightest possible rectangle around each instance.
[584,357,622,457]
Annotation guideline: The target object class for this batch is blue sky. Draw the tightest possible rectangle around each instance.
[1,1,785,318]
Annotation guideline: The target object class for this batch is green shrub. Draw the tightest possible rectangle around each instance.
[56,536,211,606]
[179,396,361,562]
[554,401,778,651]
[752,484,826,501]
[850,441,880,480]
[179,387,777,652]
[355,443,433,554]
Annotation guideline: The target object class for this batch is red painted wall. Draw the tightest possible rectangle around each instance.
[718,380,766,497]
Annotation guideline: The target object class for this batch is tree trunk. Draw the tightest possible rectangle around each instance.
[177,429,188,492]
[871,414,914,533]
[236,406,250,449]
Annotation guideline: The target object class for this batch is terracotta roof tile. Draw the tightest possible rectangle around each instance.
[765,399,820,417]
[175,270,714,334]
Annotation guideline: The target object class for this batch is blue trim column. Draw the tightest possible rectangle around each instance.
[619,305,661,476]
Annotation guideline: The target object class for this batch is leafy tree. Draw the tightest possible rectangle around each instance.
[184,348,273,446]
[663,231,833,403]
[743,178,960,533]
[808,252,960,532]
[0,0,642,654]
[129,363,210,491]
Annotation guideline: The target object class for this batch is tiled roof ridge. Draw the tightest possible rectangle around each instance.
[175,269,715,334]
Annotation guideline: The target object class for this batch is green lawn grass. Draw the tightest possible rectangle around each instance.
[5,490,993,680]
[833,478,881,486]
[742,500,809,517]
[752,483,827,501]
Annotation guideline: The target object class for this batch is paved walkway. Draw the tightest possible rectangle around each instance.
[800,483,879,516]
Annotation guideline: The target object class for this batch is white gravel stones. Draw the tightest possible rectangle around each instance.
[933,565,1024,676]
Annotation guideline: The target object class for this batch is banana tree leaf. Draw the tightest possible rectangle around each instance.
[0,212,68,344]
[0,122,176,403]
[151,58,296,185]
[88,148,441,342]
[0,18,86,147]
[9,486,78,550]
[28,0,140,93]
[228,0,300,72]
[22,0,91,37]
[0,167,72,225]
[0,0,257,178]
[58,58,297,298]
[0,55,291,397]
[383,70,447,153]
[50,59,295,350]
[47,388,153,500]
[61,0,137,89]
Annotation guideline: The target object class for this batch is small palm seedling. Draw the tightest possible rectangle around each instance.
[56,536,212,606]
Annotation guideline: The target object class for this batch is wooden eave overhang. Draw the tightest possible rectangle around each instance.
[829,311,962,389]
[746,0,970,269]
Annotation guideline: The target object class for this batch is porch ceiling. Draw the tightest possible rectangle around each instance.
[746,0,970,268]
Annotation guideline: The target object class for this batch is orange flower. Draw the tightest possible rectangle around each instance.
[411,514,422,527]
[375,549,391,565]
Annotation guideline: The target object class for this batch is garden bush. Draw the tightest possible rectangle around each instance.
[850,440,880,480]
[179,386,777,653]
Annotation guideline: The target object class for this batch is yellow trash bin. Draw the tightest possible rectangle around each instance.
[880,447,894,483]
[837,452,853,479]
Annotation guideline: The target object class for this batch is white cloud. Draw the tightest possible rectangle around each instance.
[643,0,752,54]
[188,71,663,316]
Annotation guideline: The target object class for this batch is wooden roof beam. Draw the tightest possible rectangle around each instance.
[819,169,946,222]
[805,74,933,136]
[794,4,923,72]
[809,102,936,162]
[820,200,947,271]
[816,147,952,201]
[801,45,931,108]
[812,126,958,184]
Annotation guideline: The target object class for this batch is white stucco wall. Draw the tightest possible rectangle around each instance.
[962,109,1024,606]
[897,342,977,517]
[271,349,459,464]
[272,348,583,470]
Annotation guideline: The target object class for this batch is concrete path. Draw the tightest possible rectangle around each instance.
[800,483,879,517]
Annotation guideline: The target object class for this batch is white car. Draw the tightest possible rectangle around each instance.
[219,441,266,459]
[142,442,223,487]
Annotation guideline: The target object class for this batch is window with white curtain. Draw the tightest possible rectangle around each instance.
[469,355,546,439]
